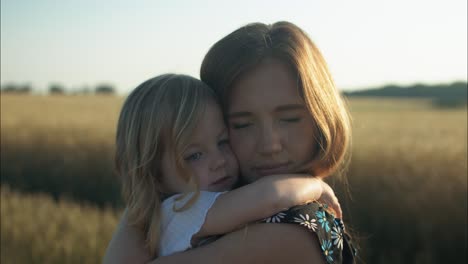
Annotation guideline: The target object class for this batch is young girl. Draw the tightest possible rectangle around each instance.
[114,73,340,258]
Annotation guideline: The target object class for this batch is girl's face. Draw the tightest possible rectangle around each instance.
[161,98,239,193]
[227,58,319,183]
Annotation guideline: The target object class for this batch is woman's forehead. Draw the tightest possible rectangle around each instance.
[228,59,303,112]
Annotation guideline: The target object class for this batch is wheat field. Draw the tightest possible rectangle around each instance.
[1,94,466,263]
[1,186,120,264]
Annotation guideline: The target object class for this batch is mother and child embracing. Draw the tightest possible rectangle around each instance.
[104,21,358,264]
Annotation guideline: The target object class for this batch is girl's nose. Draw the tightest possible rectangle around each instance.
[210,151,227,171]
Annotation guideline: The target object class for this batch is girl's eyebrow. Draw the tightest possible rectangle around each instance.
[183,143,200,151]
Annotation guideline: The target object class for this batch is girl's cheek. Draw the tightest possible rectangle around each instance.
[189,162,207,184]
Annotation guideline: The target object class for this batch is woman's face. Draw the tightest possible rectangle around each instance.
[227,58,319,183]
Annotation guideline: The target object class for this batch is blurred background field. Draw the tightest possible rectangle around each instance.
[1,94,466,263]
[1,185,120,264]
[2,0,466,262]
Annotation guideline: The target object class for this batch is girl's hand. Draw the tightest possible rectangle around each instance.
[317,181,342,218]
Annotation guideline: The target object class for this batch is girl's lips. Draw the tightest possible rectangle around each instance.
[210,175,235,189]
[254,163,291,176]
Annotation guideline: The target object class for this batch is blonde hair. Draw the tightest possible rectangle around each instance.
[200,21,351,179]
[115,74,215,257]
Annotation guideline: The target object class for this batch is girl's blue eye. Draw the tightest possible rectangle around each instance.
[185,152,202,162]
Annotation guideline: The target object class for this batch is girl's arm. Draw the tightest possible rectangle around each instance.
[102,177,339,263]
[102,208,328,264]
[103,208,152,264]
[194,174,324,239]
[153,223,327,264]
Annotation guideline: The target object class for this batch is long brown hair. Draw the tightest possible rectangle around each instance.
[200,21,352,180]
[115,74,215,257]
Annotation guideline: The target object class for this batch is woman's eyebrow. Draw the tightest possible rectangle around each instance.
[227,111,251,119]
[275,104,305,112]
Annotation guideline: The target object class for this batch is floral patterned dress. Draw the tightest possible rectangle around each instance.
[261,202,357,264]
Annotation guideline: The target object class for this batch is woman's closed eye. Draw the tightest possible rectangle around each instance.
[280,116,302,123]
[184,152,203,162]
[230,122,252,129]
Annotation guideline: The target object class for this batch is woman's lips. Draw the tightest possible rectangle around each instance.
[254,162,291,176]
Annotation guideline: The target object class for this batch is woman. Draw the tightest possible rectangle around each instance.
[104,21,355,263]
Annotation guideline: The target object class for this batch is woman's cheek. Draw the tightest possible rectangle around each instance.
[229,133,243,159]
[290,120,320,162]
[221,144,240,177]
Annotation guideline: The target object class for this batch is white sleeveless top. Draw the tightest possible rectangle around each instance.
[158,191,224,256]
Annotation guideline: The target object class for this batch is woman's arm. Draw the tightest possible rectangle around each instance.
[103,208,152,264]
[153,223,327,264]
[195,174,323,238]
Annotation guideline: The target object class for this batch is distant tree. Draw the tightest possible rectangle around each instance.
[344,81,467,101]
[49,84,66,95]
[1,84,19,93]
[1,83,31,94]
[95,84,115,95]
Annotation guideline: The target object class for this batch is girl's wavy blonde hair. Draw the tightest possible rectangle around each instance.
[115,74,215,257]
[200,21,352,180]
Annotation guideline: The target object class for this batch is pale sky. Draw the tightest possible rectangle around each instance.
[1,0,467,93]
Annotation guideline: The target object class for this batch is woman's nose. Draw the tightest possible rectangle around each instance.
[258,124,282,155]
